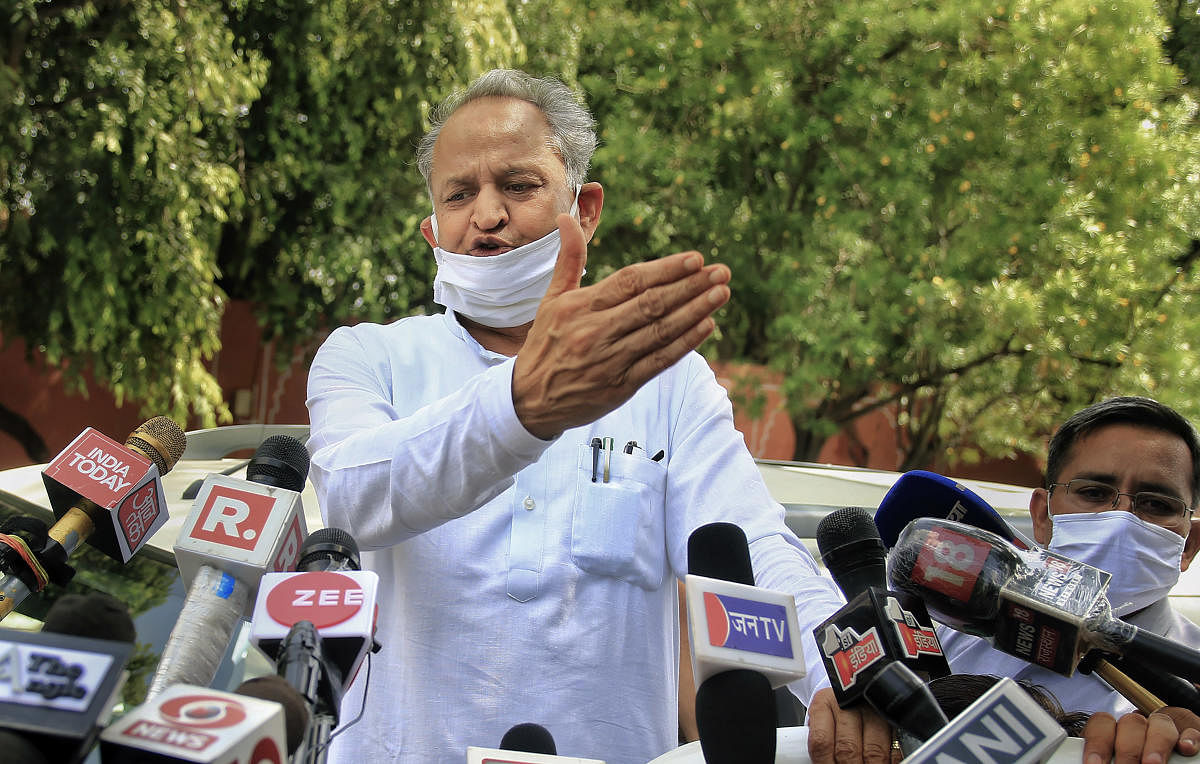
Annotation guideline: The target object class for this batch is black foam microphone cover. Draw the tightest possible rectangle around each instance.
[695,669,777,763]
[42,591,136,643]
[246,434,311,491]
[816,506,887,600]
[0,730,51,764]
[235,674,312,755]
[297,526,361,572]
[499,722,557,755]
[688,522,754,585]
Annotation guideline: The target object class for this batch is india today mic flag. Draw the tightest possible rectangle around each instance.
[41,427,168,562]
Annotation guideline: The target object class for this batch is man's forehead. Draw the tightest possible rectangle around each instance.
[1061,423,1194,485]
[431,97,561,172]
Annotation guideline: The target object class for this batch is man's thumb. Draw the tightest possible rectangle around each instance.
[543,213,587,299]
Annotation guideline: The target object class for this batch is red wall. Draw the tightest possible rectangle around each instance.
[1,304,1042,489]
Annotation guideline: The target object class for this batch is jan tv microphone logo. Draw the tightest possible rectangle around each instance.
[702,591,793,658]
[190,485,278,551]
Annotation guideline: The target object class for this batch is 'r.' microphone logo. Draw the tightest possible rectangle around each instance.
[820,624,885,690]
[190,485,278,551]
[270,514,304,573]
[159,694,248,729]
[265,571,366,629]
[702,591,793,658]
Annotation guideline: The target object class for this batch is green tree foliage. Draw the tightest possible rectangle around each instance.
[566,0,1200,466]
[0,0,524,431]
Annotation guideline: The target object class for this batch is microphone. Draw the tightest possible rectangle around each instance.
[500,723,557,754]
[0,593,136,764]
[233,674,311,756]
[887,518,1200,686]
[684,522,803,764]
[466,723,607,764]
[874,470,1034,550]
[98,682,288,763]
[251,528,380,762]
[148,434,310,698]
[900,676,1067,763]
[812,507,950,741]
[0,417,187,620]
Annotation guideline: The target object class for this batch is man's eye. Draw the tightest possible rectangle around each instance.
[1074,485,1111,502]
[1137,495,1178,516]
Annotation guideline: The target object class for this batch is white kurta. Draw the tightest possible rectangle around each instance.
[305,312,843,764]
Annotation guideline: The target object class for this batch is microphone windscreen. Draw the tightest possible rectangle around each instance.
[695,669,777,763]
[246,434,311,491]
[42,592,136,643]
[499,722,557,755]
[124,416,187,476]
[0,730,51,764]
[297,526,361,572]
[815,507,886,600]
[235,674,311,755]
[687,523,754,585]
[874,470,1021,549]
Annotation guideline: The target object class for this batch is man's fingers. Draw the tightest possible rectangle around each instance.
[599,264,730,337]
[806,687,840,764]
[588,251,708,310]
[1082,712,1118,764]
[1139,712,1181,764]
[542,213,588,301]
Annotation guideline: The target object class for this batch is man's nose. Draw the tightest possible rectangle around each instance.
[471,187,508,232]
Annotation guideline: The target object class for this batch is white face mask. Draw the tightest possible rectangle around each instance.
[1048,509,1185,617]
[430,188,580,329]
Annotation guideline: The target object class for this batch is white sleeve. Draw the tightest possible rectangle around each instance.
[305,325,552,549]
[749,533,843,706]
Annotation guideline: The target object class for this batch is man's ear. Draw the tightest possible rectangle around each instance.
[1181,517,1200,571]
[420,215,437,248]
[1029,487,1052,546]
[577,182,604,243]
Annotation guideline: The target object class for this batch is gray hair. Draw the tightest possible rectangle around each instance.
[417,69,598,193]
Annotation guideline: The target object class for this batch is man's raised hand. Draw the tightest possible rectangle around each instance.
[513,213,731,440]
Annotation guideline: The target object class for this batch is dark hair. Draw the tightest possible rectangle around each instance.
[927,674,1090,737]
[1046,396,1200,509]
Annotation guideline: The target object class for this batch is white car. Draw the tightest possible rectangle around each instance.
[2,424,1198,694]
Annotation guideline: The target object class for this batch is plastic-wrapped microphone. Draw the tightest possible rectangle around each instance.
[887,517,1200,685]
[812,508,949,742]
[148,434,310,698]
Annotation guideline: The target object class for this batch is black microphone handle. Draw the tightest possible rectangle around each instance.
[860,661,949,743]
[1113,626,1200,687]
[1104,651,1200,714]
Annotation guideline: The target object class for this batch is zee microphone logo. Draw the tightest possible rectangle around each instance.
[264,571,367,629]
[188,485,278,551]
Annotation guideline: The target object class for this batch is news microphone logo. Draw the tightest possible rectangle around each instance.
[902,677,1066,764]
[702,591,794,659]
[684,574,806,688]
[101,684,286,764]
[819,624,885,690]
[884,597,944,660]
[190,485,279,551]
[913,523,991,602]
[263,572,368,630]
[41,427,169,561]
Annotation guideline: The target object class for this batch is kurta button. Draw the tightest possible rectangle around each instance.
[523,496,535,511]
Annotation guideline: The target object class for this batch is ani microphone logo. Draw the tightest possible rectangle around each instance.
[819,624,885,690]
[702,591,793,658]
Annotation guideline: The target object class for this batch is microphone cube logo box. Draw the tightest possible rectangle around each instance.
[41,427,168,562]
[173,473,308,596]
[684,574,806,688]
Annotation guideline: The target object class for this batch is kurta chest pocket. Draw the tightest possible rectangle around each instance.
[570,443,668,590]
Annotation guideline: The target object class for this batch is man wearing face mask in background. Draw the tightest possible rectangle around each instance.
[305,69,885,764]
[940,396,1200,735]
